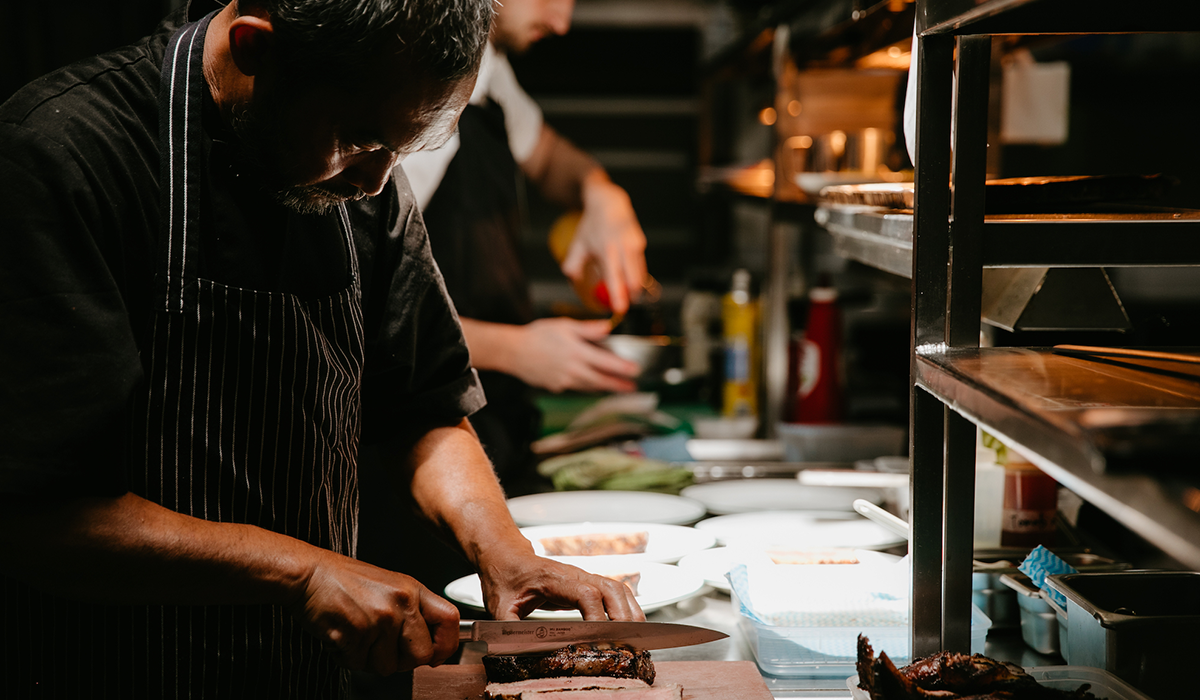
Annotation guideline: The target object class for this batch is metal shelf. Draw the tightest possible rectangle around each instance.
[817,205,1200,277]
[914,346,1200,570]
[900,0,1200,658]
[921,0,1200,36]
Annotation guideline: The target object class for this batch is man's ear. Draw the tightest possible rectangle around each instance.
[227,15,275,76]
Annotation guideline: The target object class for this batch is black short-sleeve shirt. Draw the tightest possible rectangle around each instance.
[0,4,485,497]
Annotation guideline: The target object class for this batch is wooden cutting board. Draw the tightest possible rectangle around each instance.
[413,661,773,700]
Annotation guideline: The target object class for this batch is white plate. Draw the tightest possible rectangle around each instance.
[693,511,907,551]
[677,546,903,592]
[679,479,883,516]
[521,522,717,565]
[444,562,708,619]
[507,491,708,527]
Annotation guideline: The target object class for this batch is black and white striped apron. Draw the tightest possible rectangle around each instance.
[21,12,364,699]
[137,11,364,697]
[2,10,367,699]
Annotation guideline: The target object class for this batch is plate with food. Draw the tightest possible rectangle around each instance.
[677,546,903,592]
[444,561,708,619]
[521,521,717,565]
[679,479,883,516]
[693,511,906,552]
[507,490,708,527]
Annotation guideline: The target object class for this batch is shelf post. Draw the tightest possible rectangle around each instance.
[941,33,993,653]
[908,24,955,658]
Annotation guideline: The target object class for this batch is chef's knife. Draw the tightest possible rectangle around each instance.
[458,620,727,654]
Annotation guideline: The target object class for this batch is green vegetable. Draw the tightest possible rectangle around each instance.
[537,447,695,494]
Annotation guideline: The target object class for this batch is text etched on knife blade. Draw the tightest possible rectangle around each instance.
[499,626,577,638]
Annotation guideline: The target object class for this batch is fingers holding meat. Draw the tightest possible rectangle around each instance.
[482,557,645,622]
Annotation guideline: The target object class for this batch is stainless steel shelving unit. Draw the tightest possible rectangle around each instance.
[858,0,1200,659]
[817,208,1200,278]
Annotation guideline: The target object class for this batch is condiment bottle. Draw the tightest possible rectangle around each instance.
[1001,453,1058,548]
[789,283,843,423]
[548,211,611,313]
[973,433,1005,548]
[721,269,758,419]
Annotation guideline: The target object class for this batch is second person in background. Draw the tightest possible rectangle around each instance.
[401,0,648,484]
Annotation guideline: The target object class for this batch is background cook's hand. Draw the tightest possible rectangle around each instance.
[479,552,645,623]
[294,551,460,676]
[560,175,647,316]
[512,318,639,394]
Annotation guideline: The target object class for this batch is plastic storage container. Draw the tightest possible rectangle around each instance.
[735,587,991,677]
[1046,570,1200,699]
[1000,572,1061,655]
[776,423,906,463]
[848,665,1153,700]
[971,549,1129,639]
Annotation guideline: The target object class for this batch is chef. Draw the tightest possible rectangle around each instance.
[398,0,647,483]
[0,0,641,697]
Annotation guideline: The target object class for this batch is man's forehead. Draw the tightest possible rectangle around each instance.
[386,73,476,152]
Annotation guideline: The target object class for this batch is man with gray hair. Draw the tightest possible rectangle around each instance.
[0,1,641,697]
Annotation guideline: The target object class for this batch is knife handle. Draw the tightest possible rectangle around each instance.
[459,619,475,643]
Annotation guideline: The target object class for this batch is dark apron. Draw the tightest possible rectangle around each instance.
[421,100,541,486]
[1,13,364,699]
[141,12,365,697]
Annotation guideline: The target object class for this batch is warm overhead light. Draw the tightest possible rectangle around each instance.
[785,135,813,149]
[759,107,777,126]
[829,130,847,157]
[787,100,802,116]
[888,46,903,58]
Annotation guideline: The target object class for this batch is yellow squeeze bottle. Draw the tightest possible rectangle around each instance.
[722,269,758,418]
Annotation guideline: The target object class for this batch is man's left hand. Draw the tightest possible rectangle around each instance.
[478,551,645,622]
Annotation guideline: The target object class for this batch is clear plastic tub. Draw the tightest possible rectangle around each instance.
[735,588,991,677]
[1026,666,1155,700]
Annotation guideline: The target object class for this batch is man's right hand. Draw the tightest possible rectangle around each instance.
[0,492,462,677]
[295,552,461,676]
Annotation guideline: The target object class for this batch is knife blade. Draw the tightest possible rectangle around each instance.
[458,620,727,654]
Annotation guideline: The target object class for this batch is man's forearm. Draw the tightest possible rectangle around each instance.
[521,125,605,210]
[459,317,523,376]
[400,419,535,573]
[0,491,316,606]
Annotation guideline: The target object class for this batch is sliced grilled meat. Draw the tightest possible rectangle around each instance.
[856,634,1099,700]
[483,643,656,685]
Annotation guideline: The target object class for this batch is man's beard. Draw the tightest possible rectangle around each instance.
[229,97,367,216]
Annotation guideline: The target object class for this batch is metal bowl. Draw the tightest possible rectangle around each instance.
[598,334,680,382]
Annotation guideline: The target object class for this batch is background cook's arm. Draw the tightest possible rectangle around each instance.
[0,491,460,674]
[520,125,647,315]
[394,417,644,622]
[458,316,637,393]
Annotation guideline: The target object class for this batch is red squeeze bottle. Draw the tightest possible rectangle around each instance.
[790,285,844,424]
[1001,455,1058,548]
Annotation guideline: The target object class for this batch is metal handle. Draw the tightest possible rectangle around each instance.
[853,498,911,540]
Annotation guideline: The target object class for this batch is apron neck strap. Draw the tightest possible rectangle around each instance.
[156,10,216,313]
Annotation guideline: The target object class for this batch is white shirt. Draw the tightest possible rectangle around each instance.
[400,42,545,211]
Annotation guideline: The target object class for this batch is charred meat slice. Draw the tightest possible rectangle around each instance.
[483,643,656,685]
[856,635,1098,700]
